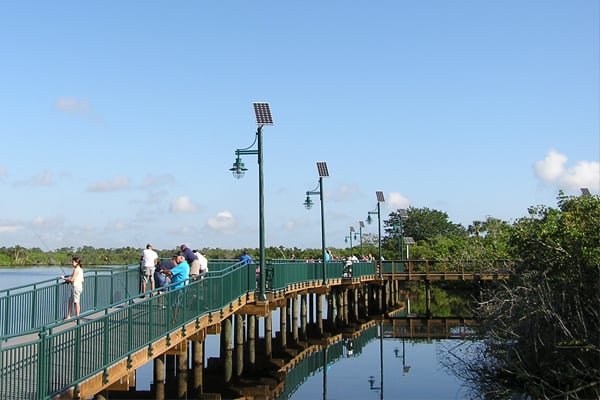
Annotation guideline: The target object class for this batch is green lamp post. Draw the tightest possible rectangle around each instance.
[344,226,356,253]
[230,102,273,301]
[367,191,385,278]
[303,161,329,285]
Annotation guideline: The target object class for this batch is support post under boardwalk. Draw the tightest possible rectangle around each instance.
[177,348,188,399]
[191,340,203,396]
[154,354,165,400]
[265,311,272,360]
[317,293,324,335]
[426,280,432,318]
[292,295,299,343]
[377,285,384,314]
[300,294,307,341]
[247,315,256,368]
[222,317,233,384]
[235,314,244,378]
[280,302,287,350]
[353,288,359,322]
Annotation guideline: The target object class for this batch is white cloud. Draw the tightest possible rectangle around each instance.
[55,97,92,114]
[327,184,360,202]
[0,225,24,234]
[386,192,411,210]
[14,170,53,187]
[207,211,235,230]
[534,150,599,192]
[169,196,198,213]
[88,176,130,192]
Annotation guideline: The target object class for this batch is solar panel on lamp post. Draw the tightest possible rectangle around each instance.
[403,237,415,260]
[230,102,273,301]
[303,161,329,284]
[367,191,385,278]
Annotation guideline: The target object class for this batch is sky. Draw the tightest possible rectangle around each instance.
[0,1,598,252]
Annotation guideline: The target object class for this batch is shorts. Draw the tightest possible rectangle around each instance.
[71,285,83,303]
[189,259,200,276]
[141,267,155,284]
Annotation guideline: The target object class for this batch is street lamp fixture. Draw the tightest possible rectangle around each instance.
[230,102,273,301]
[367,191,385,278]
[304,161,329,284]
[344,226,356,252]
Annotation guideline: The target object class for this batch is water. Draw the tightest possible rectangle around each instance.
[1,266,475,399]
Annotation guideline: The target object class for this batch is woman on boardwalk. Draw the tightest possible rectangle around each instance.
[61,256,84,319]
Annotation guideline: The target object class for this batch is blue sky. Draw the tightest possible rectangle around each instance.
[1,1,598,252]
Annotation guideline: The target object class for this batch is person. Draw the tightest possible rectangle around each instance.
[161,252,190,290]
[154,256,175,293]
[194,249,209,278]
[61,256,84,319]
[343,255,354,278]
[140,244,159,294]
[180,244,200,277]
[325,249,332,263]
[239,250,253,265]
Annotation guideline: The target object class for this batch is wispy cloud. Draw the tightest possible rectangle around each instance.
[88,176,130,192]
[55,96,92,115]
[169,196,199,213]
[14,170,53,187]
[534,150,599,192]
[207,211,235,231]
[386,192,411,210]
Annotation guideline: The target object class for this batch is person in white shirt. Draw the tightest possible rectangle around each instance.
[140,244,159,294]
[194,250,209,279]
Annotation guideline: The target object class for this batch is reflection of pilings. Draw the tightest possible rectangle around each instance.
[425,280,431,318]
[328,292,336,328]
[301,294,307,340]
[265,310,272,359]
[222,317,232,384]
[317,294,323,335]
[280,301,287,350]
[309,293,314,324]
[363,287,369,318]
[191,340,203,396]
[247,315,256,368]
[166,354,175,392]
[154,354,165,400]
[353,288,359,322]
[292,295,299,343]
[177,345,188,398]
[235,314,244,378]
[377,285,383,314]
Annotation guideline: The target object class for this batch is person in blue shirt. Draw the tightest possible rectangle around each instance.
[162,252,189,290]
[239,250,253,265]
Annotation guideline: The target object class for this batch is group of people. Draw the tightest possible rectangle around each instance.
[139,244,209,295]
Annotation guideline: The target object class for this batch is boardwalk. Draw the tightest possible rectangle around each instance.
[0,259,511,399]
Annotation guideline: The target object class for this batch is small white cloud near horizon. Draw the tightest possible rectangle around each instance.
[88,176,130,192]
[0,224,24,234]
[387,192,411,210]
[170,196,199,213]
[207,211,235,231]
[534,150,600,192]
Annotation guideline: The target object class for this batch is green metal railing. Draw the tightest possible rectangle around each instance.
[0,266,140,340]
[0,260,255,399]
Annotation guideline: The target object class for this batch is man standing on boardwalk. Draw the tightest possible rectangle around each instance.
[180,244,200,278]
[140,244,159,294]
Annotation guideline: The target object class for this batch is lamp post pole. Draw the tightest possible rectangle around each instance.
[304,161,329,285]
[230,103,273,302]
[367,191,385,278]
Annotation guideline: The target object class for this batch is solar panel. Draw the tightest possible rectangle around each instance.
[350,226,355,232]
[399,209,408,218]
[376,191,385,202]
[316,161,329,177]
[403,237,415,244]
[253,102,274,125]
[581,188,591,196]
[359,221,365,228]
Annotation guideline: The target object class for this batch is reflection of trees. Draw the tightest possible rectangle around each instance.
[408,283,475,317]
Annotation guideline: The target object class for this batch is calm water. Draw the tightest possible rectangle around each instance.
[1,266,475,399]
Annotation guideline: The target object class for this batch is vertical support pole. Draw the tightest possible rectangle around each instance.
[257,126,267,301]
[154,354,165,400]
[292,295,299,343]
[222,317,233,384]
[191,340,203,396]
[265,311,272,360]
[319,176,327,284]
[235,314,244,378]
[177,345,188,399]
[280,302,287,350]
[301,294,307,340]
[317,294,324,335]
[247,315,256,369]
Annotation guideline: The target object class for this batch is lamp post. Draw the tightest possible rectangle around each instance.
[393,209,408,260]
[358,220,365,258]
[230,102,273,301]
[344,226,355,253]
[367,191,385,278]
[303,161,329,285]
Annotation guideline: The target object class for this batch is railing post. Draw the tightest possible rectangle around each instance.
[37,330,48,400]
